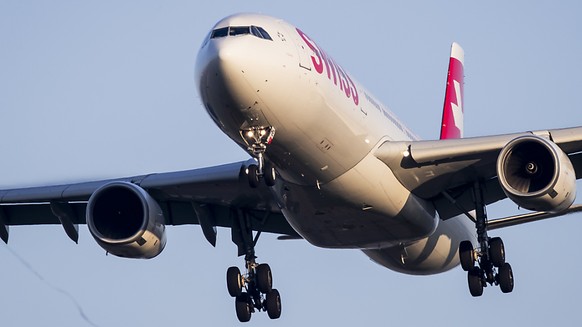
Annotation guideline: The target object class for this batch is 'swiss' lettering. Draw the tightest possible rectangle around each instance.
[296,28,359,106]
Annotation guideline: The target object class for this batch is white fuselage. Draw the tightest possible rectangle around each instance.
[196,14,475,275]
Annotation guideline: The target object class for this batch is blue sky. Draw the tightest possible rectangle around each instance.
[1,1,581,326]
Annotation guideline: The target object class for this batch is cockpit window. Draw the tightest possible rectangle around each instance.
[210,25,273,41]
[254,26,272,40]
[211,27,228,38]
[229,26,250,36]
[250,26,262,38]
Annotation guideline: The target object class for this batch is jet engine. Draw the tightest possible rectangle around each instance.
[496,135,576,212]
[86,182,166,259]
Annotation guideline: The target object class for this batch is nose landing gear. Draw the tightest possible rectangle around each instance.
[241,126,277,188]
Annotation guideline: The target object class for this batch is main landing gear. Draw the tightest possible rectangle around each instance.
[458,183,514,296]
[227,260,282,322]
[227,209,282,322]
[241,126,277,188]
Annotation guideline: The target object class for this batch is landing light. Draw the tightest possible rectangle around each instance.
[247,131,254,138]
[403,150,410,158]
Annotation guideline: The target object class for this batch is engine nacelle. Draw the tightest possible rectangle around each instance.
[86,182,167,259]
[496,135,576,212]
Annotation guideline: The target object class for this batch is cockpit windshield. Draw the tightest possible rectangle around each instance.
[211,27,228,38]
[229,26,249,36]
[210,25,272,41]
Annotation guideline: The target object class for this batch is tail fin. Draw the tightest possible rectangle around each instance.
[440,42,465,139]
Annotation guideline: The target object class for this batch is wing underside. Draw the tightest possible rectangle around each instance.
[0,160,299,244]
[375,126,582,221]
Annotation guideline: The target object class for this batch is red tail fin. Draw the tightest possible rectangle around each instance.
[440,42,465,139]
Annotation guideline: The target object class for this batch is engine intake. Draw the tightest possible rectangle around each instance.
[496,135,576,212]
[86,182,166,259]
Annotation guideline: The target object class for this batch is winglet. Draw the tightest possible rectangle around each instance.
[440,42,465,139]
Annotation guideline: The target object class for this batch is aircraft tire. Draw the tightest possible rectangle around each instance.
[489,237,505,268]
[256,263,273,294]
[468,267,483,297]
[459,240,474,271]
[498,263,514,293]
[227,266,243,297]
[266,289,282,319]
[264,162,276,187]
[248,165,260,188]
[235,293,252,322]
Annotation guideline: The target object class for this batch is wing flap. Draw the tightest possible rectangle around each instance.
[432,178,506,220]
[0,203,83,225]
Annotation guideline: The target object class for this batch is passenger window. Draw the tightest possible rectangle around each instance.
[211,27,228,38]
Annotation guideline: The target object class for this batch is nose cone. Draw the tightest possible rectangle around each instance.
[196,38,233,87]
[195,39,222,94]
[196,36,256,99]
[216,42,237,67]
[195,36,272,140]
[196,38,254,105]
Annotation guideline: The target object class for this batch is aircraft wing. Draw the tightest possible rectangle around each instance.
[0,160,298,245]
[375,126,582,220]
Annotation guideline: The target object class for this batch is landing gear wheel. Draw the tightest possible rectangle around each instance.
[227,266,243,297]
[241,126,276,188]
[498,262,514,293]
[247,165,260,188]
[256,263,273,294]
[489,237,505,268]
[265,289,282,319]
[235,293,252,322]
[468,267,484,297]
[263,162,276,187]
[459,240,475,271]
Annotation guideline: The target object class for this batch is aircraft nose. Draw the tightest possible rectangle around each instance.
[195,37,270,133]
[195,39,247,94]
[195,40,221,87]
[216,42,235,66]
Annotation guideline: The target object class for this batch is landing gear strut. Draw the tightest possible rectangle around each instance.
[241,126,277,188]
[458,182,514,296]
[227,209,282,322]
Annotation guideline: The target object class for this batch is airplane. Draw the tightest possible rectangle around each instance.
[2,12,582,323]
